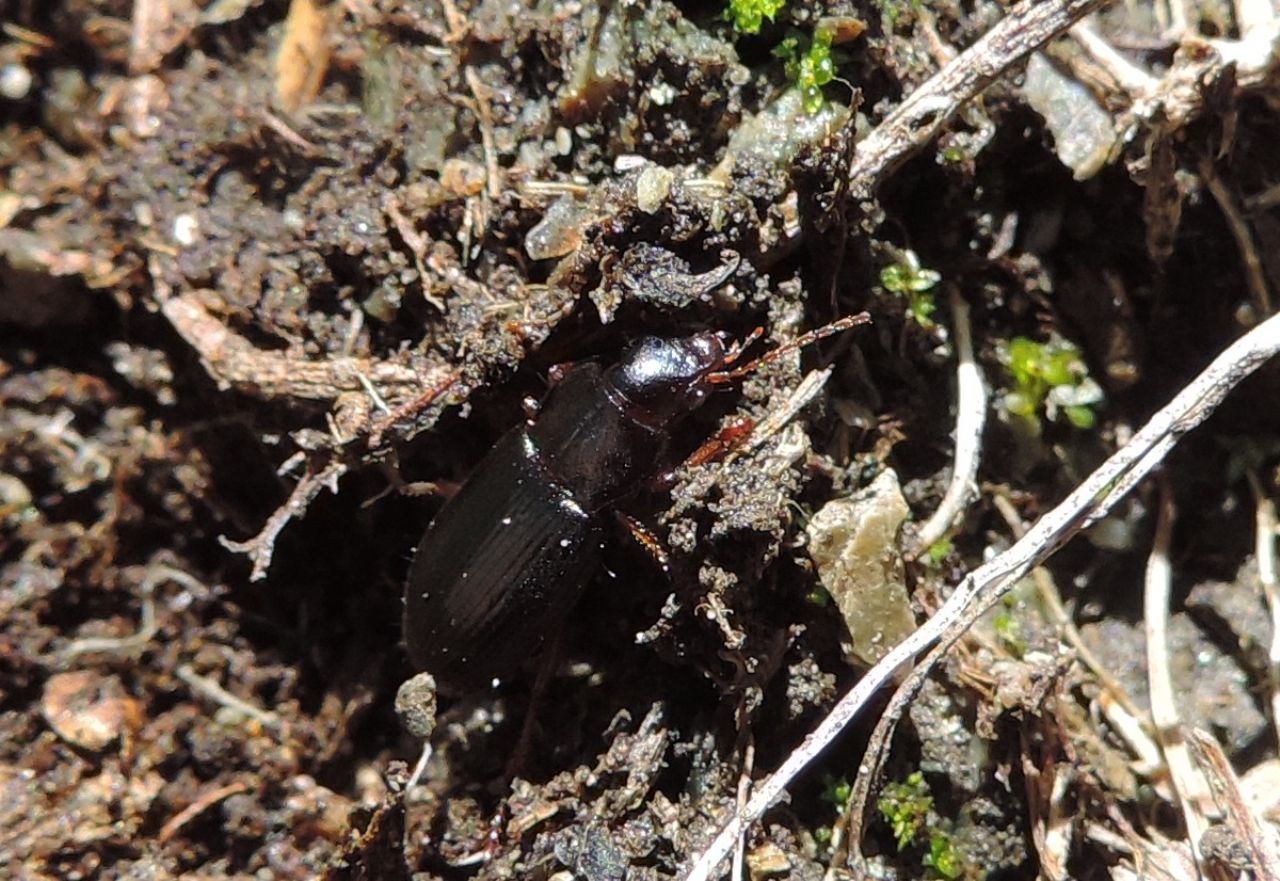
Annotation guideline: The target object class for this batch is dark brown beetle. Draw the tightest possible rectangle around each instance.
[403,316,868,690]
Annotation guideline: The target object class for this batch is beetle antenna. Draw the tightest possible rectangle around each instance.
[716,326,765,369]
[708,312,871,384]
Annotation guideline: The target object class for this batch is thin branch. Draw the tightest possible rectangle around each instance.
[845,0,1110,200]
[734,367,832,460]
[911,289,986,555]
[219,460,348,581]
[1070,18,1159,93]
[1204,163,1273,317]
[682,309,1280,881]
[158,781,252,845]
[990,492,1159,765]
[60,562,206,660]
[1187,728,1280,881]
[159,290,438,404]
[464,66,502,202]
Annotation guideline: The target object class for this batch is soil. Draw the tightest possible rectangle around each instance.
[3,1,1280,879]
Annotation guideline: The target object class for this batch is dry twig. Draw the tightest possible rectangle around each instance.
[159,291,439,405]
[989,492,1162,772]
[1204,163,1273,317]
[219,460,348,581]
[158,781,252,845]
[60,561,205,660]
[1187,729,1280,880]
[844,0,1110,198]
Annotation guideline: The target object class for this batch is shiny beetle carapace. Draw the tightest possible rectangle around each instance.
[403,315,869,690]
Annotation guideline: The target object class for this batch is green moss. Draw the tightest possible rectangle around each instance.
[923,832,963,879]
[999,335,1103,430]
[924,538,952,567]
[773,27,836,113]
[821,773,852,806]
[879,252,940,327]
[873,0,917,30]
[992,603,1026,656]
[725,0,787,33]
[807,585,832,607]
[878,771,933,850]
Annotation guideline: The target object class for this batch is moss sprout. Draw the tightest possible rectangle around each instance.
[774,27,836,113]
[725,0,787,33]
[923,832,963,879]
[879,251,940,327]
[999,335,1103,430]
[878,771,933,850]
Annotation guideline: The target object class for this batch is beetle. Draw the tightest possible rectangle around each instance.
[403,315,868,690]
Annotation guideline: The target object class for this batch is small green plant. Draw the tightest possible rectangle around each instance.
[821,773,852,806]
[880,251,940,327]
[725,0,786,33]
[924,538,952,567]
[992,604,1026,656]
[774,27,836,113]
[923,832,963,879]
[1000,335,1102,430]
[878,771,933,850]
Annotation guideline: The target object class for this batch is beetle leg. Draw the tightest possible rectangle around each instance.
[368,369,463,448]
[651,416,758,491]
[615,511,671,576]
[682,416,756,469]
[504,626,566,780]
[546,361,574,387]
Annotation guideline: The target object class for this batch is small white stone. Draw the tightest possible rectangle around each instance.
[0,64,32,101]
[172,213,199,246]
[648,81,676,106]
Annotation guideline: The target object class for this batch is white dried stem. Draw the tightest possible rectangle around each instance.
[1143,482,1212,858]
[912,290,986,555]
[1070,18,1159,93]
[176,663,283,733]
[989,492,1161,769]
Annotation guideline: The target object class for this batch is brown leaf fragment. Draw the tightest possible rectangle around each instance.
[275,0,332,113]
[41,670,141,752]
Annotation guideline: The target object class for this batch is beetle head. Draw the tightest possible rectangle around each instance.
[610,332,728,427]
